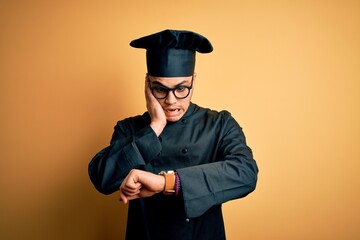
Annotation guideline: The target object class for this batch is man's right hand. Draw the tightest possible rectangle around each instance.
[145,75,166,136]
[119,169,166,204]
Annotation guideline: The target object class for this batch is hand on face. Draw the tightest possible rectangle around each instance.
[119,169,165,204]
[145,75,167,136]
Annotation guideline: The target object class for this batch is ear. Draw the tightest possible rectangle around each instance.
[192,72,197,86]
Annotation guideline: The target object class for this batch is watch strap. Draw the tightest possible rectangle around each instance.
[159,171,176,195]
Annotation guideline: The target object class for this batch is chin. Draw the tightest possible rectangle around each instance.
[166,117,181,122]
[166,114,184,122]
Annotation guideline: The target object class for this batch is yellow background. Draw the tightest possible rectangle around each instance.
[1,1,359,239]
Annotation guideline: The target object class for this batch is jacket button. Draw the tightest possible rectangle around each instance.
[185,218,190,223]
[181,148,188,154]
[181,119,188,124]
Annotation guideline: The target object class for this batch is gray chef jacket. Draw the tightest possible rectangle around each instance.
[89,103,258,240]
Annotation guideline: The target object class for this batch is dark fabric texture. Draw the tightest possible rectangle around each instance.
[88,103,258,240]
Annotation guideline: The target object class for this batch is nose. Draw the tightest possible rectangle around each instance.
[164,90,177,105]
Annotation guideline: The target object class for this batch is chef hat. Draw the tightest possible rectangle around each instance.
[130,29,213,77]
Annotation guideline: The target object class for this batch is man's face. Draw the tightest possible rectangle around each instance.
[148,75,195,122]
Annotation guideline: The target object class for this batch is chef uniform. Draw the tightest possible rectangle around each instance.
[89,29,258,240]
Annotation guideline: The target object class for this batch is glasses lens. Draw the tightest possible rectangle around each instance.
[174,87,190,99]
[152,87,168,99]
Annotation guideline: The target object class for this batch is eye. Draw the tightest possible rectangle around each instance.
[153,87,167,93]
[176,86,186,92]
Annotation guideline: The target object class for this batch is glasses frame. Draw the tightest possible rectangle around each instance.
[149,76,194,100]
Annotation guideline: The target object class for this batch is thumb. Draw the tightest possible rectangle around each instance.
[119,191,128,204]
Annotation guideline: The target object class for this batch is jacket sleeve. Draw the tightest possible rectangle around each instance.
[176,113,258,218]
[88,119,162,195]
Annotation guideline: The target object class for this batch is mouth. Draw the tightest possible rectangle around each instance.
[164,108,182,117]
[165,108,180,112]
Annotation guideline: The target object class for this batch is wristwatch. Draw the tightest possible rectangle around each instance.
[159,170,176,195]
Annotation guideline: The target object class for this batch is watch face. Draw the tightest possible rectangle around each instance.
[160,170,174,175]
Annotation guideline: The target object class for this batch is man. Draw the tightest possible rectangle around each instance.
[89,29,258,240]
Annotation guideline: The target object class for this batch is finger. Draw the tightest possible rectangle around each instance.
[119,192,128,204]
[121,188,141,196]
[120,182,142,197]
[121,178,141,189]
[121,182,141,192]
[145,75,151,96]
[119,188,140,202]
[124,194,140,202]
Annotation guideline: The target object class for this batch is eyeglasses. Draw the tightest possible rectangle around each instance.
[150,76,193,100]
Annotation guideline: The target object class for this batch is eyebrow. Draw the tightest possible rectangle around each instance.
[151,80,188,88]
